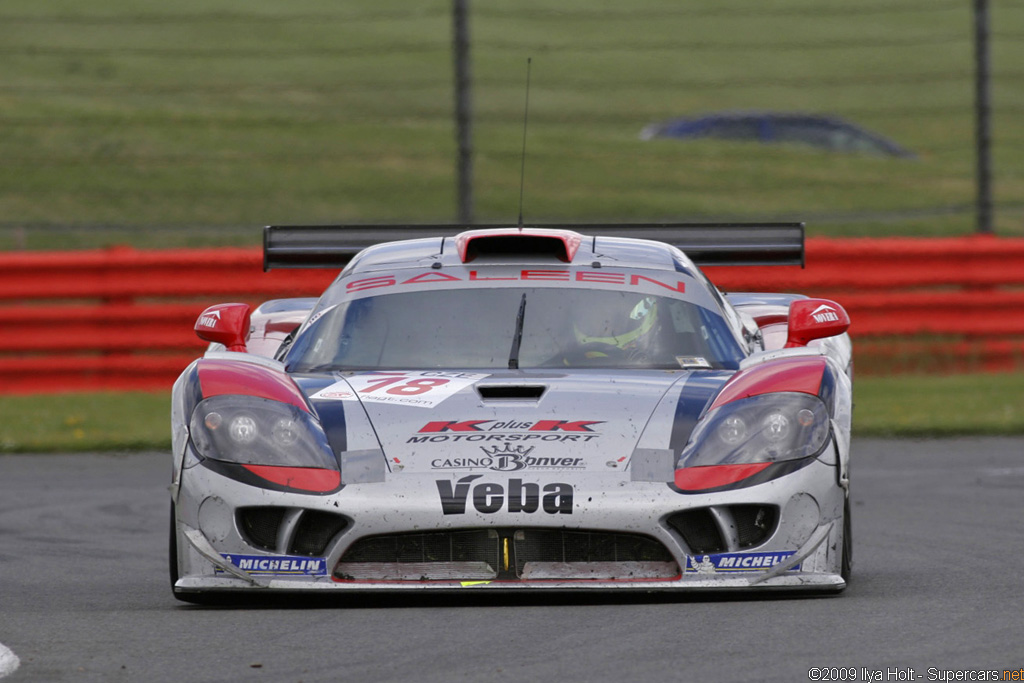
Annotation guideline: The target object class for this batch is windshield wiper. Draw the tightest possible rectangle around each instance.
[507,293,527,370]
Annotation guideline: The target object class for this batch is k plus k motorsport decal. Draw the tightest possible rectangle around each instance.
[408,418,604,444]
[436,475,574,515]
[312,371,488,408]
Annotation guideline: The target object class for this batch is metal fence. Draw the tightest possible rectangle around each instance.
[1,0,1022,248]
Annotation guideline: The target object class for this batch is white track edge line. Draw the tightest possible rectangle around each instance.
[0,642,20,679]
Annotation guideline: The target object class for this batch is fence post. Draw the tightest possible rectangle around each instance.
[452,0,474,225]
[974,0,993,234]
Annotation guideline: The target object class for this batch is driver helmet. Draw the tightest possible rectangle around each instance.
[573,296,659,357]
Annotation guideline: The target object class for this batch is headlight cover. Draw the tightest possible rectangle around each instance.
[680,392,831,469]
[189,395,336,471]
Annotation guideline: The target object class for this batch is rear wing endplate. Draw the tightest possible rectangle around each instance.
[263,222,804,271]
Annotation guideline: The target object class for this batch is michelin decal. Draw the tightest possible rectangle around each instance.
[686,551,799,574]
[218,554,328,576]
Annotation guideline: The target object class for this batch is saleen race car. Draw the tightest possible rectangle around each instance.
[169,223,853,601]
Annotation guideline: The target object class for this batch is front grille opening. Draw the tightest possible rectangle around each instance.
[514,529,678,580]
[237,507,286,551]
[289,510,350,556]
[334,528,678,582]
[666,508,726,554]
[732,504,778,549]
[341,529,498,564]
[514,529,671,567]
[336,529,500,581]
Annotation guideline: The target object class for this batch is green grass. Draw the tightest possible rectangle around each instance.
[2,0,1024,250]
[2,374,1022,453]
[0,392,171,453]
[853,373,1024,437]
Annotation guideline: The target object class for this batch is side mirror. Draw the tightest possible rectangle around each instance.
[784,298,850,348]
[194,303,252,352]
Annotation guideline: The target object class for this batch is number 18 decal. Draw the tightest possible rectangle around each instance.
[312,371,489,408]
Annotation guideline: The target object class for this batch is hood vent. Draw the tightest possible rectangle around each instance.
[477,385,546,401]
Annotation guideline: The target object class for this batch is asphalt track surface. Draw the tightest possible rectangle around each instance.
[1,438,1022,683]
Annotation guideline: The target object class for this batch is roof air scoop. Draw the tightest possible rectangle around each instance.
[454,227,583,263]
[477,384,547,401]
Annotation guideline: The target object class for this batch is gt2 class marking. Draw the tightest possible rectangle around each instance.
[345,269,688,293]
[312,371,488,408]
[437,475,574,515]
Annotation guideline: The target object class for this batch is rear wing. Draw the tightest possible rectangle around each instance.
[263,222,804,271]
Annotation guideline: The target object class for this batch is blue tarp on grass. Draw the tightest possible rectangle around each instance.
[641,112,915,158]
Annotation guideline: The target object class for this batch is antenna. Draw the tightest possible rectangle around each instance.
[517,57,532,228]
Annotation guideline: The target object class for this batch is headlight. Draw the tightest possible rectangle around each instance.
[189,395,336,471]
[680,392,831,468]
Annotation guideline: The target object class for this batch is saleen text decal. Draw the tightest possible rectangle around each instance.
[436,475,574,515]
[346,270,687,294]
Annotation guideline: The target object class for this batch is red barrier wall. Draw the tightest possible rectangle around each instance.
[706,234,1024,374]
[2,235,1023,393]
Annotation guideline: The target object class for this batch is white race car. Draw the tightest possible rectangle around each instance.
[170,223,852,602]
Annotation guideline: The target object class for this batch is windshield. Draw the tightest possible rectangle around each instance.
[286,287,744,372]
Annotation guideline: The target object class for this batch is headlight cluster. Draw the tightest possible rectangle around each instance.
[189,395,336,471]
[680,392,831,468]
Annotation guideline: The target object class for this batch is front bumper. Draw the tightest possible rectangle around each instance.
[172,454,847,595]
